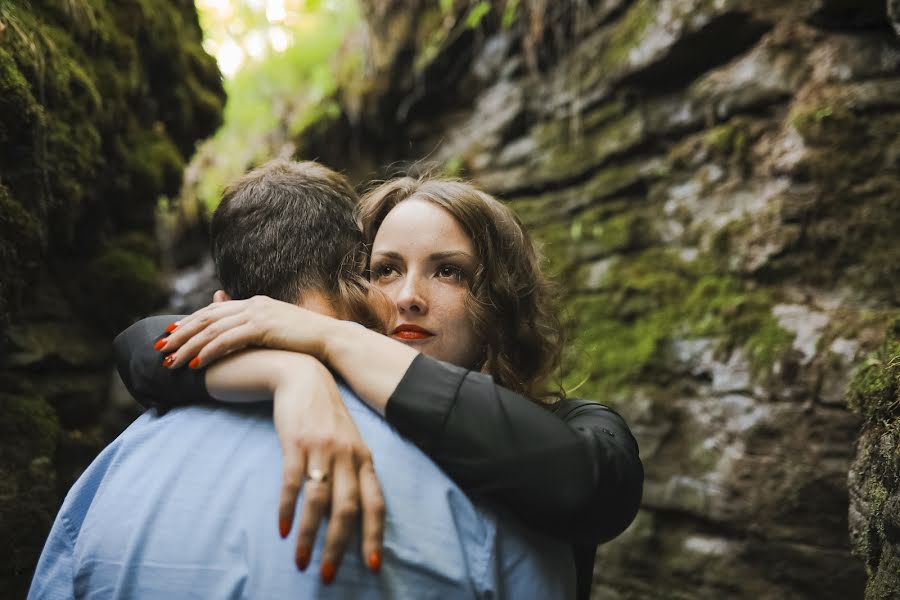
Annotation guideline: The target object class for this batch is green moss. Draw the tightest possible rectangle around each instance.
[83,246,164,333]
[511,161,646,225]
[600,0,656,72]
[0,1,222,594]
[554,247,793,398]
[0,393,61,460]
[0,393,61,598]
[0,185,44,320]
[529,110,646,183]
[849,319,900,424]
[442,155,465,177]
[790,104,842,141]
[848,320,900,598]
[706,121,748,163]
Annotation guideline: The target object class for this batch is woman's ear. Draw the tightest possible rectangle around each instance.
[213,290,231,303]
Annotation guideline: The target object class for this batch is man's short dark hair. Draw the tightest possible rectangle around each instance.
[211,159,360,303]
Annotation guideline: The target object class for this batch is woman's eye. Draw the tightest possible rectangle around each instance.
[373,264,398,279]
[437,265,463,280]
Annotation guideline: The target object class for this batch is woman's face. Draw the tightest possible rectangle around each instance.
[370,199,483,368]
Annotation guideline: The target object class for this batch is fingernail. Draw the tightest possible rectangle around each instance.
[278,517,290,539]
[153,338,168,351]
[162,354,177,367]
[295,547,310,571]
[165,321,180,333]
[367,550,381,573]
[188,357,201,369]
[320,562,337,584]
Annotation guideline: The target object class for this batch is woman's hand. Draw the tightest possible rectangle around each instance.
[271,359,385,582]
[157,295,335,369]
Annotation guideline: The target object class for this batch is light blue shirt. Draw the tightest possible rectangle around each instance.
[29,384,574,599]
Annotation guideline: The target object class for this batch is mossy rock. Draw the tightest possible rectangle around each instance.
[80,246,165,334]
[0,393,61,597]
[0,3,222,591]
[848,318,900,599]
[556,246,794,399]
[0,0,223,328]
[0,184,43,321]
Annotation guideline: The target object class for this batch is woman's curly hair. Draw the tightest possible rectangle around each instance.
[357,177,564,402]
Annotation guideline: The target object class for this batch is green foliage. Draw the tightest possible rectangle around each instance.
[189,0,360,212]
[465,1,491,29]
[502,0,520,29]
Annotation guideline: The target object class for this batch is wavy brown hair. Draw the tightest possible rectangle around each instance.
[357,177,564,402]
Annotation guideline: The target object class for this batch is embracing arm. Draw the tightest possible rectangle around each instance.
[113,315,209,410]
[384,354,643,545]
[111,312,415,412]
[115,308,643,544]
[113,317,384,579]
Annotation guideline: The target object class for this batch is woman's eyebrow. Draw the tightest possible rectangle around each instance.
[429,251,475,262]
[371,251,403,260]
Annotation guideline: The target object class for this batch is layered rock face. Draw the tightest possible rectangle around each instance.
[0,1,223,594]
[301,0,900,597]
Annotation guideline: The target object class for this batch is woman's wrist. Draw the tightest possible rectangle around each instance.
[205,349,321,401]
[318,318,363,370]
[271,352,328,391]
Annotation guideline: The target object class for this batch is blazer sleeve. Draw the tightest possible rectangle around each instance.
[112,315,212,411]
[385,353,643,545]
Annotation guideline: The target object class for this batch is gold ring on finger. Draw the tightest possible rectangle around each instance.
[306,468,329,484]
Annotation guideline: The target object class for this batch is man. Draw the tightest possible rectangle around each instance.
[29,160,574,598]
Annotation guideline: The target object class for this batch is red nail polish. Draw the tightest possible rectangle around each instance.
[153,338,168,351]
[279,517,291,539]
[295,547,310,571]
[162,354,176,367]
[165,321,180,333]
[367,551,381,573]
[321,562,337,584]
[188,357,201,369]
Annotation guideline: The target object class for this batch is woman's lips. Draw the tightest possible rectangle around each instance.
[391,324,435,341]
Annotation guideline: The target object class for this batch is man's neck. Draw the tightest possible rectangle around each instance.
[297,289,340,318]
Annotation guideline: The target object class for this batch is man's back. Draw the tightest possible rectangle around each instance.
[30,386,574,599]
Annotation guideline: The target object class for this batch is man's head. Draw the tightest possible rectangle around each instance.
[211,159,372,321]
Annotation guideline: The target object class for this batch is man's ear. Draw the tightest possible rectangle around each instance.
[213,290,231,303]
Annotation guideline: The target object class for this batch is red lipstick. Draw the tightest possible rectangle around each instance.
[391,324,435,341]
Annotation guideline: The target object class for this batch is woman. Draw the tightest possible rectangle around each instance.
[118,177,643,599]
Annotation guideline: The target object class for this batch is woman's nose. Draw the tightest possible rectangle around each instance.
[395,278,428,315]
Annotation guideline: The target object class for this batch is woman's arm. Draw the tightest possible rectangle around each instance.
[113,315,206,410]
[118,305,643,544]
[385,354,644,545]
[113,318,384,581]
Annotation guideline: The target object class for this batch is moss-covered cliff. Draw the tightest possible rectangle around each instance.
[849,319,900,599]
[0,0,223,594]
[291,0,899,597]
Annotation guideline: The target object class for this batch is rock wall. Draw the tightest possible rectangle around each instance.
[848,320,900,599]
[299,0,900,597]
[0,1,223,594]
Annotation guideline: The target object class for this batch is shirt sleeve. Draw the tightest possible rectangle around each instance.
[27,513,77,600]
[385,354,644,545]
[112,315,212,411]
